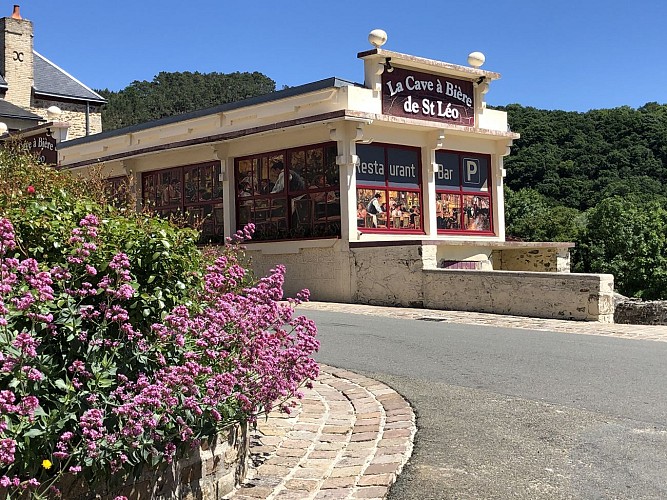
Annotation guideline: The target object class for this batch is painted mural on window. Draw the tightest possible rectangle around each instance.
[142,162,224,243]
[235,143,340,241]
[435,151,492,233]
[356,144,423,232]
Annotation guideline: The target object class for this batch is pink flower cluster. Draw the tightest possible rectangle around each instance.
[0,216,319,496]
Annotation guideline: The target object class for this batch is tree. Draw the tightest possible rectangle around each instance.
[497,103,667,210]
[97,71,276,130]
[579,196,667,299]
[504,187,582,243]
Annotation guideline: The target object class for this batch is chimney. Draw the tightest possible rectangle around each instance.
[1,4,34,108]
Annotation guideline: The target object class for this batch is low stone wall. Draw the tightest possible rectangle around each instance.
[423,269,615,322]
[243,241,613,322]
[349,243,614,322]
[615,300,667,325]
[351,243,425,307]
[52,424,248,500]
[245,241,352,302]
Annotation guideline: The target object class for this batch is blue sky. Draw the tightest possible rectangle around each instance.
[23,0,667,112]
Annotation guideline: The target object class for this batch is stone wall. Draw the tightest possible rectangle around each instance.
[245,241,353,302]
[423,269,614,322]
[243,242,613,322]
[32,98,103,139]
[351,243,425,307]
[46,424,249,499]
[615,300,667,325]
[349,243,613,321]
[491,247,571,273]
[0,17,33,109]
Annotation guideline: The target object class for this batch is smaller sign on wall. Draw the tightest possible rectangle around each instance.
[382,67,475,126]
[12,132,58,165]
[356,144,420,188]
[435,151,488,191]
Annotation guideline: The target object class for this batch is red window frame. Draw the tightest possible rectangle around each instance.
[435,150,493,235]
[356,143,423,234]
[234,143,340,242]
[141,161,224,243]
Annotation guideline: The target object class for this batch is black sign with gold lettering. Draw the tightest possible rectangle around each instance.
[382,67,475,126]
[18,132,57,165]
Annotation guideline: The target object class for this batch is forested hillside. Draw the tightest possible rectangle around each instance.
[96,71,276,130]
[501,103,667,210]
[500,103,667,300]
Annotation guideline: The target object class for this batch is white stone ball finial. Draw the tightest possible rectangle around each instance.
[467,51,486,68]
[47,106,62,119]
[368,29,388,48]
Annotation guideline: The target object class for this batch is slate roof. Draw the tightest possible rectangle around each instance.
[0,98,42,120]
[33,51,106,104]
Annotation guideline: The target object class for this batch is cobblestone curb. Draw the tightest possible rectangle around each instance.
[225,364,415,500]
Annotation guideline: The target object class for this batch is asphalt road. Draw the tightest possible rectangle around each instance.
[300,309,667,500]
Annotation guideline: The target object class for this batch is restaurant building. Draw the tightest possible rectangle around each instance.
[58,31,614,321]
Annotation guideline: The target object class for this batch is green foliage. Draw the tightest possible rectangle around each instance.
[0,150,319,497]
[499,103,667,210]
[578,196,667,299]
[0,148,203,330]
[501,103,667,298]
[97,71,276,130]
[504,187,583,243]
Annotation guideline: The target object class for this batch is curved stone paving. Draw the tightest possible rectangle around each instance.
[226,364,415,500]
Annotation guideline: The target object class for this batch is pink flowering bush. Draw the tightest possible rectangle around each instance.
[0,154,319,498]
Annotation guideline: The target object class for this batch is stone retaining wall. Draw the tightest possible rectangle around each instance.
[492,247,571,273]
[245,241,614,322]
[615,300,667,325]
[48,424,249,500]
[422,269,614,322]
[350,244,614,322]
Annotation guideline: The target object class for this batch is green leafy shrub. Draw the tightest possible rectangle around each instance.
[0,151,319,498]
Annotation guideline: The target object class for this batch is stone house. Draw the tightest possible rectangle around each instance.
[0,5,104,138]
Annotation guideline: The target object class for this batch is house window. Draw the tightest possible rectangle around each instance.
[141,162,224,243]
[235,143,340,241]
[435,151,492,233]
[356,144,422,232]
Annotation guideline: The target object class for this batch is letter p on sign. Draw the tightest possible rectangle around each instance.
[464,158,480,185]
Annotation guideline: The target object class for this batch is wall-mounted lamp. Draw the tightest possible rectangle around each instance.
[475,76,486,86]
[383,57,394,73]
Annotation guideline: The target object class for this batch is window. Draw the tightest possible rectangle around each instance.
[235,143,340,241]
[356,144,422,232]
[142,162,223,243]
[435,151,492,233]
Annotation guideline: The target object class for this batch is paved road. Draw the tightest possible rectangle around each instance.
[299,307,667,499]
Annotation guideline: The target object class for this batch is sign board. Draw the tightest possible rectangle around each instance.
[382,67,475,126]
[435,151,488,191]
[19,132,58,165]
[356,144,420,187]
[1,131,58,165]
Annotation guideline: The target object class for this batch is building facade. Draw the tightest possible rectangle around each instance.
[0,5,104,138]
[58,33,614,321]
